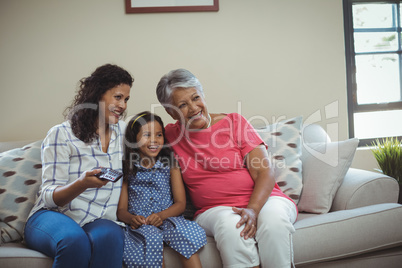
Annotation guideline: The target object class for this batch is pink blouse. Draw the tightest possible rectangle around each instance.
[165,113,295,217]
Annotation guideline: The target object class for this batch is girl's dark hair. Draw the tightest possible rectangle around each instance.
[64,64,134,143]
[123,111,175,181]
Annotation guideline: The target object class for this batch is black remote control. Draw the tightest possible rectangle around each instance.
[93,167,123,183]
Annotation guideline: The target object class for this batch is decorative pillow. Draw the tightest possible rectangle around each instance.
[256,116,303,204]
[0,140,43,244]
[298,138,359,214]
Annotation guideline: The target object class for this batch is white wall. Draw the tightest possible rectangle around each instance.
[0,0,379,172]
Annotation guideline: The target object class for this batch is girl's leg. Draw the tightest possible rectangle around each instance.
[82,219,124,268]
[195,206,260,268]
[24,210,91,268]
[256,196,297,268]
[178,253,202,268]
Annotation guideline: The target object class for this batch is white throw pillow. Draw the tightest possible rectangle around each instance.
[256,116,303,204]
[0,140,42,244]
[298,138,359,214]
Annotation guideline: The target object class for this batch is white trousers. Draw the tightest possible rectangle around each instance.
[195,196,297,268]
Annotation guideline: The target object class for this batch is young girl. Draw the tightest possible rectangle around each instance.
[118,111,207,268]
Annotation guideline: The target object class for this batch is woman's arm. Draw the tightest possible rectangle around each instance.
[146,166,186,226]
[41,127,109,207]
[233,144,275,239]
[245,144,275,213]
[53,169,108,207]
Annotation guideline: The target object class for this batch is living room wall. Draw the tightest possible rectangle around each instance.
[0,0,378,171]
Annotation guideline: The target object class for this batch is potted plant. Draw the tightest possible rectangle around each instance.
[371,137,402,203]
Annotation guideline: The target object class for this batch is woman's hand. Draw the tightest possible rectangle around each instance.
[235,145,275,240]
[78,169,109,189]
[53,169,108,207]
[232,207,258,240]
[129,215,146,229]
[146,213,163,227]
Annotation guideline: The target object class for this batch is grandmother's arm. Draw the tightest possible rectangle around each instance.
[233,144,275,239]
[245,144,275,213]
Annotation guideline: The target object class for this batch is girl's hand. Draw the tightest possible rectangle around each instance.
[78,169,108,189]
[232,207,258,240]
[130,215,146,229]
[146,213,163,227]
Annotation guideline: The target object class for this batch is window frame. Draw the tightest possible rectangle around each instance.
[343,0,402,146]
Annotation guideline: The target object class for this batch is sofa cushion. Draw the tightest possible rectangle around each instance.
[164,236,222,268]
[293,203,402,265]
[298,138,358,213]
[0,242,52,268]
[0,140,42,244]
[256,116,303,204]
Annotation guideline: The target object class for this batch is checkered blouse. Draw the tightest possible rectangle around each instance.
[27,120,126,226]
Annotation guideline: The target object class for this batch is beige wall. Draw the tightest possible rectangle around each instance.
[0,0,379,172]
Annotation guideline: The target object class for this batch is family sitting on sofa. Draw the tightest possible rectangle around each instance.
[20,64,298,268]
[2,64,402,268]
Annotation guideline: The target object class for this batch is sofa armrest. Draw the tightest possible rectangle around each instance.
[330,168,399,211]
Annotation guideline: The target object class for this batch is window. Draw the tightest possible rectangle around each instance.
[343,0,402,146]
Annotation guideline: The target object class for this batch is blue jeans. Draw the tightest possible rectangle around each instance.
[24,209,124,268]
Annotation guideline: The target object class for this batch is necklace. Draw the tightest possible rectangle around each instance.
[206,113,212,128]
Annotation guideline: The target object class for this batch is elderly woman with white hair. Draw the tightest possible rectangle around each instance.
[156,68,298,268]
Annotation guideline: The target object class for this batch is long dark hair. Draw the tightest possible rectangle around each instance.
[123,111,175,181]
[64,64,134,143]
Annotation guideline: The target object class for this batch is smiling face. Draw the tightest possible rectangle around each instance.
[99,83,131,125]
[137,121,164,164]
[170,87,209,130]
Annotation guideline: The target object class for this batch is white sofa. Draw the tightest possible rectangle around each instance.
[1,123,402,268]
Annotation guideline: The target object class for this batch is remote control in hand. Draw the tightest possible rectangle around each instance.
[93,167,123,183]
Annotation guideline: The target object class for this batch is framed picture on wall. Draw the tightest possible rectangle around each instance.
[125,0,219,14]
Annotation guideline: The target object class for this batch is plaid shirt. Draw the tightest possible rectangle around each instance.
[28,120,126,226]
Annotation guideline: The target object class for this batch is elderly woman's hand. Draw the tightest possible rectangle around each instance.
[232,207,257,240]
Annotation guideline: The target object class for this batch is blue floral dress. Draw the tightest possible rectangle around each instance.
[122,160,207,268]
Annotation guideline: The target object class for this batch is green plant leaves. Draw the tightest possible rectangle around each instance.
[371,137,402,183]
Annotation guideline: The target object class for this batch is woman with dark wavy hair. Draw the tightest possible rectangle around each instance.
[24,64,134,268]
